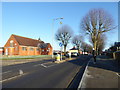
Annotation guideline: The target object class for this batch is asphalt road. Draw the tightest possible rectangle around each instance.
[2,55,91,88]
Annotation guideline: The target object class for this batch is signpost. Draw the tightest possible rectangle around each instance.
[59,42,63,60]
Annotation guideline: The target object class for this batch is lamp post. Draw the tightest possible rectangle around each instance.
[52,17,63,59]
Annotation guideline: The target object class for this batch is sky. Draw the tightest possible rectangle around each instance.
[1,2,118,51]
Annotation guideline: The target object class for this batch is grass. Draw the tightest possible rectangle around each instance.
[1,55,52,60]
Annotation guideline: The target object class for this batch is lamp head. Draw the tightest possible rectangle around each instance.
[60,17,64,19]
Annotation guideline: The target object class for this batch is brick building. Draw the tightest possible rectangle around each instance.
[4,34,52,56]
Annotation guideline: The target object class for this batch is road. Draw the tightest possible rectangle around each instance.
[2,55,91,88]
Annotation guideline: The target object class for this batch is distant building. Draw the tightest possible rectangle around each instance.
[68,46,82,54]
[109,42,120,52]
[4,34,52,56]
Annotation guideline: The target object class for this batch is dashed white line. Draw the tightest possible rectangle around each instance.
[47,64,58,68]
[41,64,47,68]
[0,71,12,75]
[33,64,41,67]
[33,62,59,68]
[116,73,120,77]
[0,73,27,83]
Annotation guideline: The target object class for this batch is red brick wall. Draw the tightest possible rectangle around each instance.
[47,44,53,55]
[35,47,41,55]
[4,35,53,56]
[40,44,53,55]
[4,35,19,55]
[19,46,27,55]
[19,46,42,56]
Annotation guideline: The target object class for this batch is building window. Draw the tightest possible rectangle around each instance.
[10,40,14,47]
[22,47,27,51]
[36,48,39,51]
[42,49,44,52]
[15,46,18,51]
[30,48,34,51]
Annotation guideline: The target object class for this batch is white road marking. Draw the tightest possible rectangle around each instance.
[0,71,12,75]
[33,62,58,68]
[116,73,120,77]
[47,64,58,68]
[19,70,23,75]
[33,64,41,67]
[41,64,47,68]
[0,73,27,83]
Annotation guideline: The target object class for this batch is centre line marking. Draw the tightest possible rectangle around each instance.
[0,71,12,75]
[116,73,120,77]
[41,64,47,68]
[33,64,41,67]
[33,62,52,67]
[47,64,58,68]
[0,73,27,83]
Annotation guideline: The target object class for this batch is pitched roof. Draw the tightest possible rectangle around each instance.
[12,34,44,47]
[70,46,78,50]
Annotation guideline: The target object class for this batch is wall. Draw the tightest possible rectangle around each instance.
[4,35,19,55]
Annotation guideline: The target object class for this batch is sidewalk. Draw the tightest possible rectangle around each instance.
[0,57,53,66]
[80,55,120,89]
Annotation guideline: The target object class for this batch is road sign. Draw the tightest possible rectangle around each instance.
[59,42,63,47]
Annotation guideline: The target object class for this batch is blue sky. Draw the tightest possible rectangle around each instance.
[2,2,118,50]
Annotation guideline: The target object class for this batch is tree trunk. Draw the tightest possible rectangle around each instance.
[64,45,66,55]
[93,41,97,56]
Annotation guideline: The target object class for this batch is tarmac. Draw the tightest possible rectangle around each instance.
[79,55,120,89]
[1,57,53,66]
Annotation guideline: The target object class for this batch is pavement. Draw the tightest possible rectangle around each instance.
[2,55,91,88]
[1,56,74,66]
[80,55,120,89]
[1,57,53,66]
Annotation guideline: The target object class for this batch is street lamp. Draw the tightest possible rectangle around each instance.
[52,17,63,59]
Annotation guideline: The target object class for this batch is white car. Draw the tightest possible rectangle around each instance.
[71,52,78,57]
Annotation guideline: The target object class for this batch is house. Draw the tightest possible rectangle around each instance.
[68,46,83,54]
[109,42,120,52]
[4,34,52,56]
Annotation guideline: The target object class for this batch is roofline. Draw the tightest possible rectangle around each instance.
[12,34,43,42]
[19,45,38,47]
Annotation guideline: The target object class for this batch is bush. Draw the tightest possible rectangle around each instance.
[114,51,120,64]
[106,52,114,58]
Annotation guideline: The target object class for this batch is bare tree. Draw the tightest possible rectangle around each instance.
[72,35,83,54]
[81,42,92,54]
[96,34,106,55]
[81,8,116,55]
[89,34,106,55]
[55,25,73,55]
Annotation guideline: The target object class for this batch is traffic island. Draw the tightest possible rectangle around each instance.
[79,56,119,89]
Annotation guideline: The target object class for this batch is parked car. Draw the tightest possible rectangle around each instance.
[71,52,78,57]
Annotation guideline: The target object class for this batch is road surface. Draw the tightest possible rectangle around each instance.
[2,55,91,88]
